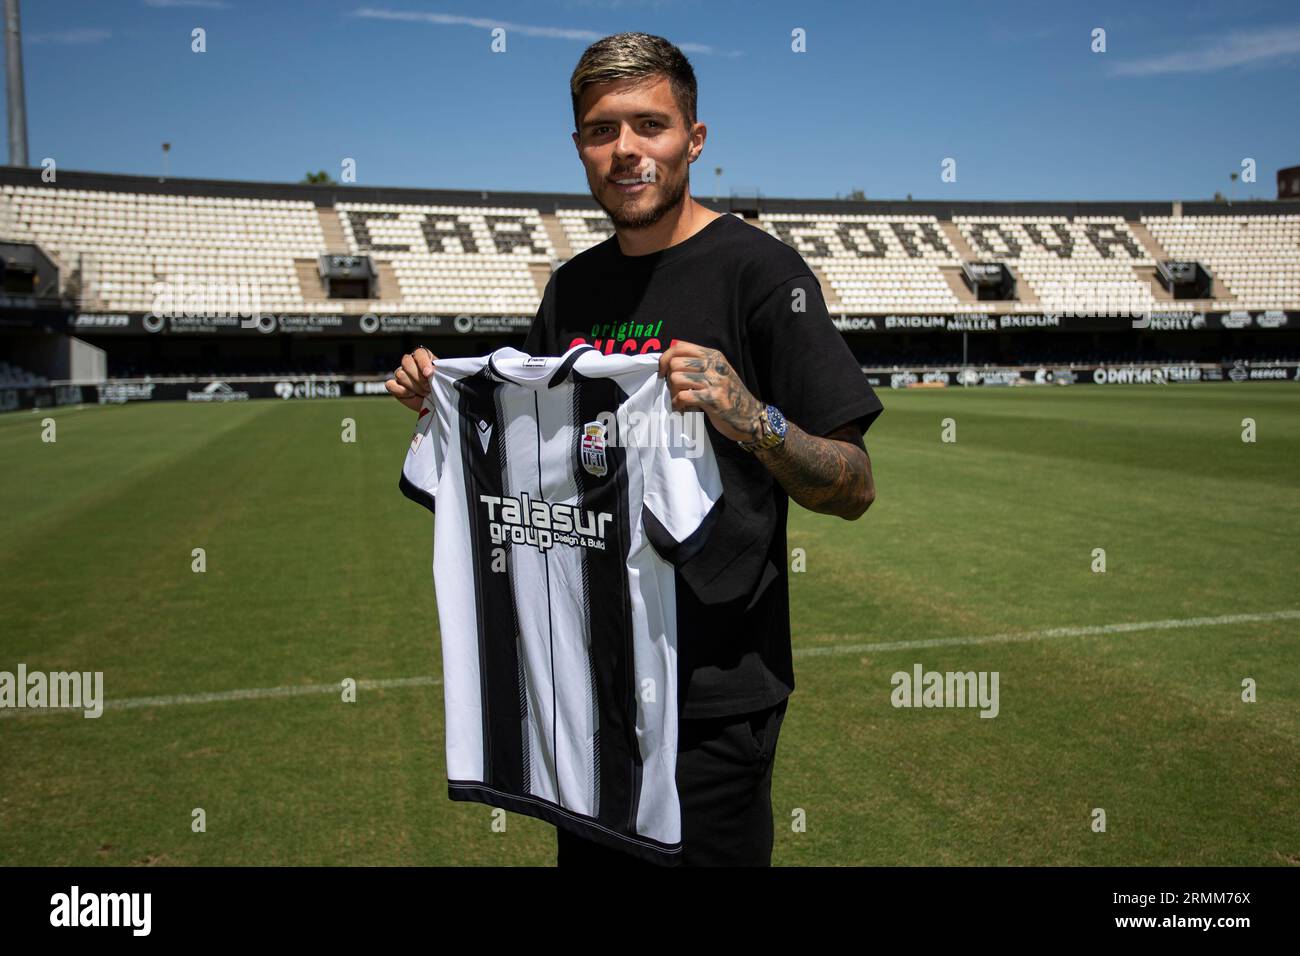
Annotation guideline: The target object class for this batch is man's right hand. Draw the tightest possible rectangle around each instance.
[385,346,438,412]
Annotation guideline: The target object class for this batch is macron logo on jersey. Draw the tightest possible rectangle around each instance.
[476,418,492,453]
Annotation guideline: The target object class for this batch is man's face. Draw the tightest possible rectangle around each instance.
[572,75,702,231]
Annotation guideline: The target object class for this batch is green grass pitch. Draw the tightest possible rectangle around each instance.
[1,383,1296,866]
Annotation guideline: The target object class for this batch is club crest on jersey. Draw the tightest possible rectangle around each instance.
[580,420,607,477]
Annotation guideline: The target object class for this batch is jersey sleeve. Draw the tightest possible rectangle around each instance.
[639,380,724,568]
[747,274,884,439]
[399,397,442,514]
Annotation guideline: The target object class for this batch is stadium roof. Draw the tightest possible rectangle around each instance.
[3,165,1298,220]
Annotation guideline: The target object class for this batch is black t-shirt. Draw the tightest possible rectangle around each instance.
[522,212,883,719]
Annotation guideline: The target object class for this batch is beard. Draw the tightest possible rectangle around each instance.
[593,164,689,231]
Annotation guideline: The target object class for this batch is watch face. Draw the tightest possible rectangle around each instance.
[767,405,787,434]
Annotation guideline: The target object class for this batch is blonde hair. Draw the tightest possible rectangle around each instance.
[570,32,697,131]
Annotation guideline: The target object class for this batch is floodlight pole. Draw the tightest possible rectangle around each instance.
[4,0,29,167]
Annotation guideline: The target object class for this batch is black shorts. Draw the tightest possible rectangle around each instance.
[555,696,790,867]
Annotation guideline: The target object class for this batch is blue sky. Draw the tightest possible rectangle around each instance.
[7,0,1299,200]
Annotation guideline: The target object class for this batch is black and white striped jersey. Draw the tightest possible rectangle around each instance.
[400,343,724,864]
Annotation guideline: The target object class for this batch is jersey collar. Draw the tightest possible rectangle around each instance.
[486,343,597,389]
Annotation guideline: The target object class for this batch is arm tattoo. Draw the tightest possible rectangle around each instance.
[670,348,874,517]
[753,422,875,519]
[680,353,764,441]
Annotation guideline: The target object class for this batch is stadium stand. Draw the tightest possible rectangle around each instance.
[1,173,1297,318]
[1143,214,1300,310]
[557,207,616,257]
[953,215,1159,316]
[337,203,552,313]
[760,214,962,314]
[0,167,1297,398]
[1,184,323,314]
[0,359,45,387]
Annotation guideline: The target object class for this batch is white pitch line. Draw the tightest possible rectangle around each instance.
[794,609,1300,657]
[2,610,1295,719]
[0,675,440,719]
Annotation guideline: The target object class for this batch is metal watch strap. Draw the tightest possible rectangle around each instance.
[739,406,782,451]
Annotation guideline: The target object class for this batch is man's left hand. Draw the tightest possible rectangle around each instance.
[658,341,764,443]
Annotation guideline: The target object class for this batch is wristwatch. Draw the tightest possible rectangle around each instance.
[738,404,788,452]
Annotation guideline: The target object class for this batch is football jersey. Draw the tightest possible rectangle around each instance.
[399,343,724,865]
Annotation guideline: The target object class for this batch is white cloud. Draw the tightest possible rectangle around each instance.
[27,28,111,45]
[351,7,738,56]
[1110,25,1300,76]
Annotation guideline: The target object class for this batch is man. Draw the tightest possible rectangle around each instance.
[387,32,882,866]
